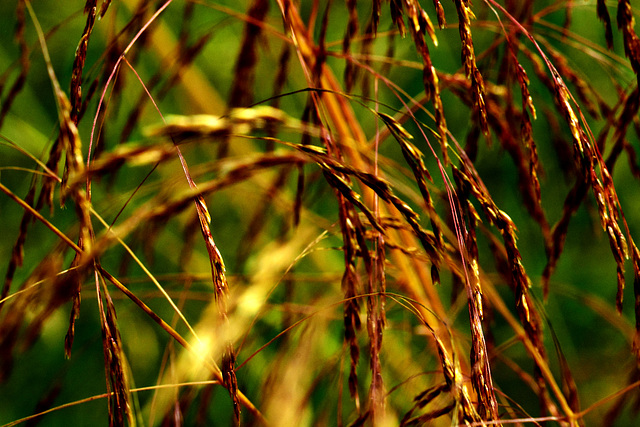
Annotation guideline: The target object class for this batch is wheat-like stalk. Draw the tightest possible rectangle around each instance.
[1,1,640,426]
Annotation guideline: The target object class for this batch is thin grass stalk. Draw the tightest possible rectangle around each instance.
[0,0,30,129]
[121,54,240,420]
[367,78,387,424]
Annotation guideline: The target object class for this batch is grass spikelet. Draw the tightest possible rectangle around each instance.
[70,2,98,124]
[339,198,363,408]
[391,0,449,163]
[617,0,640,85]
[222,343,240,421]
[63,252,83,360]
[453,168,499,422]
[454,0,490,141]
[398,297,481,425]
[432,0,446,29]
[295,142,442,260]
[169,102,236,415]
[98,0,112,18]
[514,60,546,238]
[96,271,134,426]
[597,0,614,50]
[390,0,406,37]
[378,112,444,257]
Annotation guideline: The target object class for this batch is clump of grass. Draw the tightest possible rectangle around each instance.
[1,0,640,426]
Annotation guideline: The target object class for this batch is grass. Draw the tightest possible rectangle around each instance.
[1,0,640,425]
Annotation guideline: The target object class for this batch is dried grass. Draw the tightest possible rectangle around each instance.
[1,0,640,426]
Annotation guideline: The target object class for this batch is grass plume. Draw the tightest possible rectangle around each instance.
[1,1,640,426]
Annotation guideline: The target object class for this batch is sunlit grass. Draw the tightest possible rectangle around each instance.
[1,0,640,426]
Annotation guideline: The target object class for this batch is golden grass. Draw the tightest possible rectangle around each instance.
[1,0,640,426]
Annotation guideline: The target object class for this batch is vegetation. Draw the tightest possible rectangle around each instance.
[1,0,640,425]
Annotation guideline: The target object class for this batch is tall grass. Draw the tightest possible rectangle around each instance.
[1,0,640,425]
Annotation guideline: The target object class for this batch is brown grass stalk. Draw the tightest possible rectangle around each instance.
[3,1,640,425]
